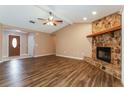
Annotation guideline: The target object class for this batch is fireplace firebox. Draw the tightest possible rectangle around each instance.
[97,47,111,63]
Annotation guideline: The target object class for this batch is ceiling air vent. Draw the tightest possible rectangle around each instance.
[29,20,35,24]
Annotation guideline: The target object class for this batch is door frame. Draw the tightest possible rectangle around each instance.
[8,34,21,57]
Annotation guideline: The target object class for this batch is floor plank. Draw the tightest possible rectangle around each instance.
[0,55,123,87]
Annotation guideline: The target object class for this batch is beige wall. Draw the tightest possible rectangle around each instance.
[55,23,92,59]
[0,24,2,61]
[2,31,28,57]
[34,32,55,57]
[52,35,56,53]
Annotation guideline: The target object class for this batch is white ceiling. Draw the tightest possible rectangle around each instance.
[0,5,123,33]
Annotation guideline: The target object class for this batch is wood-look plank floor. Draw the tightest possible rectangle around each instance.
[0,55,123,87]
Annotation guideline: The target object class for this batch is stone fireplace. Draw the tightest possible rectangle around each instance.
[92,30,121,79]
[84,13,121,79]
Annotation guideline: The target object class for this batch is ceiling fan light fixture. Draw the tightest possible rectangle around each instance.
[47,21,54,26]
[49,16,53,20]
[47,22,49,25]
[49,21,54,26]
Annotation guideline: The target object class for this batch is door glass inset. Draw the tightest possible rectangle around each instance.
[12,38,17,48]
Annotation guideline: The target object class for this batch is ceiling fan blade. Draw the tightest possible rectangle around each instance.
[54,20,63,22]
[43,22,47,25]
[53,23,57,26]
[37,18,47,20]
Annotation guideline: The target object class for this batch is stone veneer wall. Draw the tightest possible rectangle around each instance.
[92,30,121,79]
[92,13,121,33]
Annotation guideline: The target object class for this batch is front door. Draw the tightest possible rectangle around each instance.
[9,35,20,57]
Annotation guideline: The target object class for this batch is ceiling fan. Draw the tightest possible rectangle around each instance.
[37,12,63,26]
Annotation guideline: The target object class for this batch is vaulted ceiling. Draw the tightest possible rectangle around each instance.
[0,5,123,33]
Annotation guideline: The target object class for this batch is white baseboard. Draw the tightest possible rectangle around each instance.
[2,56,8,58]
[1,55,32,62]
[56,54,83,60]
[20,54,29,56]
[122,78,124,86]
[2,54,29,58]
[0,61,3,63]
[34,53,55,57]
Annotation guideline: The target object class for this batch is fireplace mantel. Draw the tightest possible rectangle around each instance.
[87,26,121,37]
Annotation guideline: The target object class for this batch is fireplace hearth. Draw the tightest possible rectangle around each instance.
[97,47,111,63]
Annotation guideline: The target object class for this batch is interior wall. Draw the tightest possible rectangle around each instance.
[55,23,92,60]
[122,8,124,85]
[34,32,55,57]
[0,24,2,62]
[2,31,28,57]
[51,35,56,54]
[1,23,92,61]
